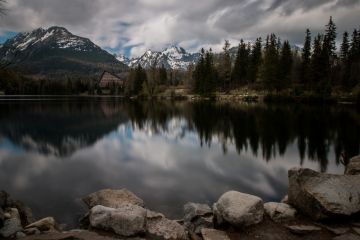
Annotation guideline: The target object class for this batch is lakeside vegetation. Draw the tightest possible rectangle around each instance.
[0,17,359,104]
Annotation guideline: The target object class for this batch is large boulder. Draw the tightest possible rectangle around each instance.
[83,189,144,209]
[25,217,57,232]
[264,202,297,222]
[184,203,213,234]
[213,191,264,227]
[201,228,230,240]
[288,168,360,220]
[89,204,146,237]
[0,208,23,238]
[345,155,360,175]
[146,210,188,240]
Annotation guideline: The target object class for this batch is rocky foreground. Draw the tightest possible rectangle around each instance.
[1,155,360,240]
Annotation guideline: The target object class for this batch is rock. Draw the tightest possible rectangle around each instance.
[24,227,41,235]
[184,202,213,234]
[4,212,11,219]
[345,156,360,175]
[201,228,230,240]
[213,191,264,227]
[146,210,188,240]
[26,217,57,232]
[189,232,202,240]
[83,189,144,209]
[16,231,26,238]
[353,227,360,235]
[0,190,8,208]
[286,225,322,235]
[324,226,350,235]
[288,168,360,220]
[10,200,35,226]
[0,208,23,238]
[264,202,297,222]
[281,195,289,204]
[333,233,360,240]
[0,208,4,228]
[89,204,146,237]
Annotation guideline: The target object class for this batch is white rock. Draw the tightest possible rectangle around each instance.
[345,155,360,175]
[201,228,230,240]
[83,189,144,209]
[288,168,360,220]
[146,210,188,240]
[0,208,23,238]
[264,202,297,222]
[25,217,57,232]
[213,191,264,227]
[89,204,146,237]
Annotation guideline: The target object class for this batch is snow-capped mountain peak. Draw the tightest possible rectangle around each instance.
[123,45,200,70]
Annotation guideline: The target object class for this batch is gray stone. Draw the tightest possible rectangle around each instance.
[333,233,360,240]
[0,207,4,228]
[264,202,297,222]
[89,204,146,237]
[281,195,289,204]
[213,191,264,227]
[288,168,360,220]
[24,227,41,235]
[146,210,188,240]
[353,227,360,235]
[83,189,144,209]
[0,208,23,238]
[345,156,360,175]
[15,231,26,238]
[11,200,35,225]
[201,228,230,240]
[25,217,57,232]
[184,202,213,234]
[286,225,322,235]
[324,226,350,235]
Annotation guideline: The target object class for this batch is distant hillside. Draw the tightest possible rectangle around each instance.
[0,26,128,79]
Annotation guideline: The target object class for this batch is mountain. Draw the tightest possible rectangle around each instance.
[126,45,200,70]
[0,26,128,79]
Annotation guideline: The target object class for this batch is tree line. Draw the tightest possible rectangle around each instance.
[192,17,360,97]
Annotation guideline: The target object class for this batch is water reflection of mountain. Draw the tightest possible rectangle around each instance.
[0,99,128,156]
[0,99,359,172]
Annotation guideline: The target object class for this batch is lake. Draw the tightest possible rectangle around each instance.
[0,96,359,228]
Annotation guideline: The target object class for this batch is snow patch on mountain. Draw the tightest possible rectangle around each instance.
[121,45,200,70]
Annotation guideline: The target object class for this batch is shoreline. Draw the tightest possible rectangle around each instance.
[1,155,360,240]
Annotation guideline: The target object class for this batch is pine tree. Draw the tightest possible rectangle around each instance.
[301,29,311,86]
[219,40,232,92]
[159,64,167,85]
[232,39,249,87]
[279,40,293,88]
[310,34,327,92]
[324,16,337,59]
[248,37,262,84]
[348,29,360,89]
[262,34,280,91]
[340,31,350,62]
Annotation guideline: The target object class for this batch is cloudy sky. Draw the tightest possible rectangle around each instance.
[0,0,359,57]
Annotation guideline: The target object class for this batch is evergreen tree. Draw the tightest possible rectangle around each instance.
[348,29,360,88]
[232,39,249,86]
[159,64,167,85]
[219,40,232,91]
[340,31,350,62]
[248,37,262,83]
[262,34,280,91]
[301,29,312,86]
[279,40,293,88]
[323,16,337,59]
[310,34,328,92]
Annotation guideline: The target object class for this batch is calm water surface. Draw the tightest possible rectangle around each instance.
[0,97,359,228]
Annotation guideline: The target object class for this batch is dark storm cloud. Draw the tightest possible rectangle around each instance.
[0,0,359,57]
